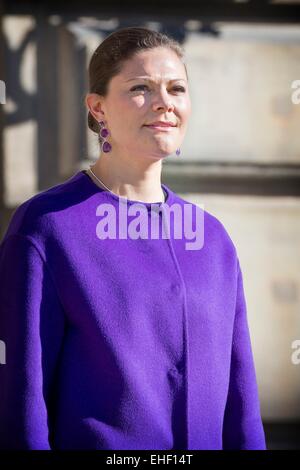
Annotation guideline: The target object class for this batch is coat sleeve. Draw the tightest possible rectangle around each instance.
[0,233,66,449]
[222,258,266,450]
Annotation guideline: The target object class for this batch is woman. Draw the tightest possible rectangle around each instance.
[0,27,266,450]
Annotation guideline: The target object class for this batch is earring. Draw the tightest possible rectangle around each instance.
[98,120,112,153]
[176,148,181,156]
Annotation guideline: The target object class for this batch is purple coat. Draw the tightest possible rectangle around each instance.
[0,170,266,450]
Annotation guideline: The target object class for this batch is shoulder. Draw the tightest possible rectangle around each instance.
[1,171,88,245]
[170,190,238,262]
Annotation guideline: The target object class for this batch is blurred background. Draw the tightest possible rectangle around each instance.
[0,0,300,449]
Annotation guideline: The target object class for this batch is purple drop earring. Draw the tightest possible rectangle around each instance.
[176,148,181,156]
[98,120,112,153]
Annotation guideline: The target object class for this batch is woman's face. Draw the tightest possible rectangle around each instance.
[93,47,191,160]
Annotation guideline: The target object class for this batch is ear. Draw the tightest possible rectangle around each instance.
[85,93,105,121]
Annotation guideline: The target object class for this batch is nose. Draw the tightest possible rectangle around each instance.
[152,88,175,113]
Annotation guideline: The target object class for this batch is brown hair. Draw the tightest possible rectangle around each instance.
[86,26,188,147]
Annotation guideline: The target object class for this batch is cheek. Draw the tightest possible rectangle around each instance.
[132,95,149,111]
[118,96,147,121]
[110,108,142,139]
[108,100,132,131]
[178,96,191,116]
[125,97,149,130]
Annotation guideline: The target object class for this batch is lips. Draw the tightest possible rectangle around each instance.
[144,124,176,132]
[145,121,177,127]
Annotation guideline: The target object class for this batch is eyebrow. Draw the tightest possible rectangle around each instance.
[125,76,186,83]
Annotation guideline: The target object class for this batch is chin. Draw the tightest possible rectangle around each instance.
[157,149,174,158]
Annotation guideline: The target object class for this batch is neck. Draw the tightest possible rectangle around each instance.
[90,151,165,203]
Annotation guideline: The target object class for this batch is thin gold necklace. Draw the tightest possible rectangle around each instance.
[88,166,117,195]
[87,165,166,203]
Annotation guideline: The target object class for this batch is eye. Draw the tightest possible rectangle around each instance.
[130,85,150,92]
[130,85,186,93]
[173,86,186,92]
